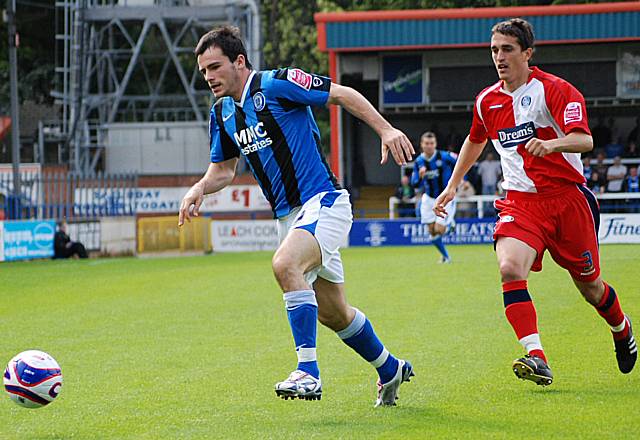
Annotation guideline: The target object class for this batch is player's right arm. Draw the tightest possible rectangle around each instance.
[434,136,487,217]
[178,158,238,226]
[178,157,238,226]
[179,101,240,226]
[435,91,491,218]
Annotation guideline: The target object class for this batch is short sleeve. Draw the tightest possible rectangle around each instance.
[265,68,331,107]
[209,102,239,163]
[469,97,489,144]
[545,80,591,136]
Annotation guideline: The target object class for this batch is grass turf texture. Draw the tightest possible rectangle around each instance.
[1,244,638,439]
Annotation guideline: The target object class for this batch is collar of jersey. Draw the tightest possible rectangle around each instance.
[236,70,256,107]
[422,151,437,161]
[499,66,539,97]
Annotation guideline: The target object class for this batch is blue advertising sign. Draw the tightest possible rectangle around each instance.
[381,55,425,107]
[349,218,495,247]
[3,220,55,261]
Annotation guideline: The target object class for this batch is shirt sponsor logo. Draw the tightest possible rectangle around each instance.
[234,122,273,155]
[564,102,583,125]
[253,92,266,111]
[499,215,514,223]
[424,169,440,179]
[287,68,312,91]
[497,121,536,149]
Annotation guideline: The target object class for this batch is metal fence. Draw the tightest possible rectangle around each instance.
[389,192,640,219]
[0,172,138,220]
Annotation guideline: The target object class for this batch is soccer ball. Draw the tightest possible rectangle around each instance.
[3,350,63,408]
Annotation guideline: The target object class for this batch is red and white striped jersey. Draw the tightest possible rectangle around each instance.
[469,66,591,193]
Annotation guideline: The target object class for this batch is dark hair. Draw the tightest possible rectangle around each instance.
[491,18,535,51]
[421,131,437,141]
[194,25,252,70]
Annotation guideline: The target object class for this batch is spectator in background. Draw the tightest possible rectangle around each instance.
[54,220,88,259]
[623,166,640,213]
[582,156,592,181]
[605,137,625,159]
[607,117,620,149]
[477,152,502,195]
[626,116,640,149]
[591,116,611,151]
[623,166,639,193]
[606,156,627,193]
[394,174,416,218]
[624,140,639,159]
[456,180,476,218]
[587,171,605,194]
[594,151,608,177]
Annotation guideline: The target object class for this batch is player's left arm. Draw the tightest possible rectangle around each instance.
[328,83,414,165]
[525,131,593,157]
[526,80,593,157]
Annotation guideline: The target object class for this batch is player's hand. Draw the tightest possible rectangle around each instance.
[433,185,457,218]
[419,166,427,179]
[380,127,415,165]
[178,184,204,227]
[524,137,555,157]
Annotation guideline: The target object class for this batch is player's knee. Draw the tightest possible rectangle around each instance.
[272,253,301,287]
[499,259,526,282]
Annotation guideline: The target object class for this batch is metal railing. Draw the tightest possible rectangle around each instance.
[0,171,138,220]
[389,192,640,219]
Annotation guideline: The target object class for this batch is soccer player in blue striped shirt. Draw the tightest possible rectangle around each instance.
[411,131,458,263]
[178,26,415,406]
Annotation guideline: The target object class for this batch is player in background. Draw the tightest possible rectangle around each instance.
[434,18,636,385]
[411,131,457,263]
[178,26,414,406]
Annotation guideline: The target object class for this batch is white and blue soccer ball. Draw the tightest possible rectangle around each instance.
[3,350,63,408]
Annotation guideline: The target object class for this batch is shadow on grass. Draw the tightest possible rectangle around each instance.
[308,405,515,435]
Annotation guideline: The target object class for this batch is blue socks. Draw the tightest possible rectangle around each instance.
[337,308,399,384]
[431,234,450,260]
[283,290,319,379]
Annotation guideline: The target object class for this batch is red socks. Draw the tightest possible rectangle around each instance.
[596,283,629,341]
[503,280,547,363]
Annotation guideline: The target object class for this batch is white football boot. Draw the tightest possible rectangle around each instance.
[275,370,322,401]
[374,359,414,407]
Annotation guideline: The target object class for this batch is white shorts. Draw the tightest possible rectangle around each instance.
[420,193,456,227]
[277,189,352,285]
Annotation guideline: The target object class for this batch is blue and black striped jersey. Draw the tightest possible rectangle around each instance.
[209,68,340,218]
[411,150,457,198]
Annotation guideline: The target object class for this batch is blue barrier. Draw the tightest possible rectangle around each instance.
[349,218,496,247]
[2,220,55,261]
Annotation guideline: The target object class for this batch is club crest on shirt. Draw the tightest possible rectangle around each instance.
[564,102,583,125]
[521,95,532,107]
[253,92,266,111]
[287,68,312,91]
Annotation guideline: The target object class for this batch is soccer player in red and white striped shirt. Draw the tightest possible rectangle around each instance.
[435,18,636,386]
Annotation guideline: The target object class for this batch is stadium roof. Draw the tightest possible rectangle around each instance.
[315,2,640,52]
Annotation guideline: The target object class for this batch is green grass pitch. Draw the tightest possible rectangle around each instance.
[1,244,638,439]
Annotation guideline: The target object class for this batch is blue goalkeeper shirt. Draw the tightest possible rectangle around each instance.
[209,68,340,218]
[411,150,457,198]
